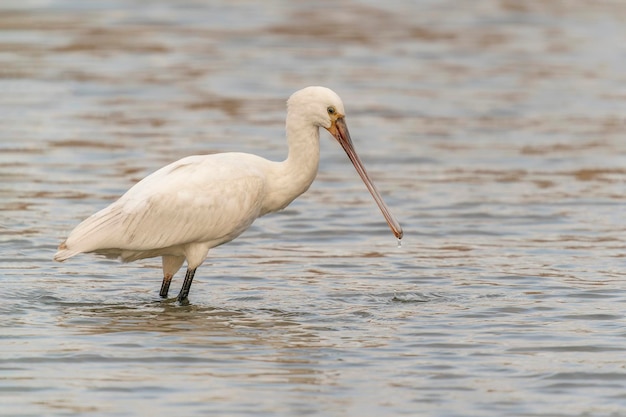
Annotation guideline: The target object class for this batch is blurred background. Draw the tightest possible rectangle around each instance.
[1,1,625,416]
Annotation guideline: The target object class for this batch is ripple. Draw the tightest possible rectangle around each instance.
[3,1,626,416]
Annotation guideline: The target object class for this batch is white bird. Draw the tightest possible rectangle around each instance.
[54,86,403,302]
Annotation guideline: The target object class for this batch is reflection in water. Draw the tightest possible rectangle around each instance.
[52,299,342,409]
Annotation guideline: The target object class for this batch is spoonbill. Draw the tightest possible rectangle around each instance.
[54,86,403,302]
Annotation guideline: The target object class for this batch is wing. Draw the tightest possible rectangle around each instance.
[55,153,269,260]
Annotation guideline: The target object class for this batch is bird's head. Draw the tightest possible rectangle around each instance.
[287,86,346,131]
[287,86,355,155]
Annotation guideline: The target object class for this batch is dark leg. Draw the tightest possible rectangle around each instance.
[160,274,173,298]
[160,255,184,298]
[177,268,197,303]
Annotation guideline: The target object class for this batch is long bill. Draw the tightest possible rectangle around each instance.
[327,117,404,240]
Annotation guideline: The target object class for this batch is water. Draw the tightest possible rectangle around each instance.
[1,1,626,416]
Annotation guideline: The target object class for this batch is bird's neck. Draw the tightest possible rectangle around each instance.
[262,116,320,214]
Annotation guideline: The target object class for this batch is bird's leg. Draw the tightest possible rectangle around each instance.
[159,273,173,298]
[177,268,197,303]
[161,255,185,298]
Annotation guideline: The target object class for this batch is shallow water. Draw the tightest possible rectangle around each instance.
[1,1,626,416]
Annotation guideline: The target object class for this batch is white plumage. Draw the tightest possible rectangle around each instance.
[54,86,403,302]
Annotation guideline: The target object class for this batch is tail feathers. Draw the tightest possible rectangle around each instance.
[53,241,81,262]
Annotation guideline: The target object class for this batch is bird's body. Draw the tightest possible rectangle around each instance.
[55,151,316,266]
[55,86,402,302]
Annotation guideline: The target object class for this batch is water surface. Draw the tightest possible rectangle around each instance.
[1,1,626,416]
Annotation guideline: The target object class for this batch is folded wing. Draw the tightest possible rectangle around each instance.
[54,153,268,262]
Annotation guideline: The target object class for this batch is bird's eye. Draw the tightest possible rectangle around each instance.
[327,106,335,115]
